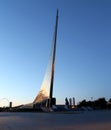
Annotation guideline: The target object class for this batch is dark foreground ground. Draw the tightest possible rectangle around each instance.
[0,110,111,130]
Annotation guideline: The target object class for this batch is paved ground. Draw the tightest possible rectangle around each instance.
[0,110,111,130]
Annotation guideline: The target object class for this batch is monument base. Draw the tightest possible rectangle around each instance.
[47,98,56,107]
[33,98,56,108]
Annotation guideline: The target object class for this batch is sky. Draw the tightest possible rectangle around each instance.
[0,0,111,107]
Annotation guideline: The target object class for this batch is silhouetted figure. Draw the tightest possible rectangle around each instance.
[65,97,69,108]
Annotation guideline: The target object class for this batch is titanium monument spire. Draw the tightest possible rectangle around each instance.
[49,9,58,99]
[33,9,58,108]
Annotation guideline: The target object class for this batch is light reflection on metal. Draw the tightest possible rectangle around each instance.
[33,10,58,105]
